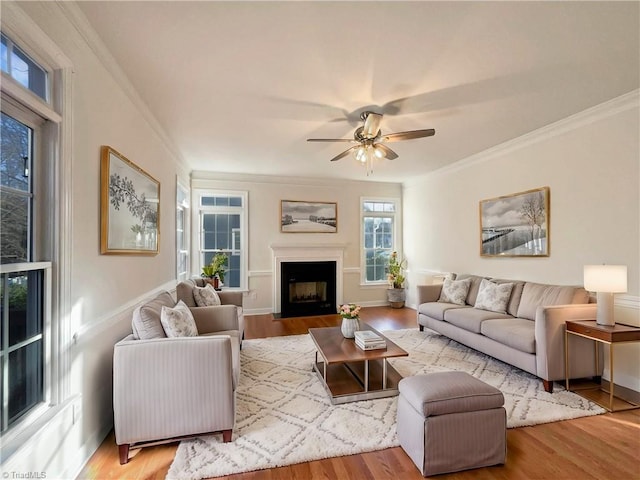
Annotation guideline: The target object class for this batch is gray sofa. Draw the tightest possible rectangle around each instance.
[417,274,602,393]
[113,290,242,464]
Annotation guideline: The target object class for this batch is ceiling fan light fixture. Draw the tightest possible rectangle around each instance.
[355,146,367,163]
[353,144,376,176]
[308,111,434,177]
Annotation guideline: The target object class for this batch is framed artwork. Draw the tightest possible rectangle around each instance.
[479,186,550,257]
[280,200,337,233]
[100,146,160,255]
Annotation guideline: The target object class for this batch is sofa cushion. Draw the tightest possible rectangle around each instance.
[481,318,535,354]
[419,302,470,321]
[455,274,487,305]
[516,283,586,320]
[438,278,472,306]
[444,307,512,334]
[474,279,514,314]
[193,283,222,306]
[176,279,198,307]
[160,300,199,337]
[131,291,174,340]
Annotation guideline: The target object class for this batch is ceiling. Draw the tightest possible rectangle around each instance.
[76,1,639,183]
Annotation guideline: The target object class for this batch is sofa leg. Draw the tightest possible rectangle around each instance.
[542,380,553,393]
[419,325,424,332]
[222,429,232,442]
[118,444,130,465]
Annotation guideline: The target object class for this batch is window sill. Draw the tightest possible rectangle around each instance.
[359,282,391,289]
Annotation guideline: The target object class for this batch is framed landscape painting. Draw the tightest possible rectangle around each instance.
[280,200,337,233]
[479,187,550,257]
[101,146,160,255]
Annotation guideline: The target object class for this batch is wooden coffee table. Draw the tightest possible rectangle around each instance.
[308,325,408,405]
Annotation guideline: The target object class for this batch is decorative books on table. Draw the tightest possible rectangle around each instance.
[354,330,387,351]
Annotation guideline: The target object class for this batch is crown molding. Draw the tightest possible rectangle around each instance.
[54,1,189,172]
[405,89,640,186]
[191,170,401,188]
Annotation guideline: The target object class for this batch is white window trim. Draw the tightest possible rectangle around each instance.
[176,179,190,281]
[1,1,73,455]
[191,189,248,290]
[359,196,402,286]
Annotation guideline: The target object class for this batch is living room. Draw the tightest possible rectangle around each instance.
[1,1,638,479]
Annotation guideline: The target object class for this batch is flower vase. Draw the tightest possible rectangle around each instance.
[341,317,360,338]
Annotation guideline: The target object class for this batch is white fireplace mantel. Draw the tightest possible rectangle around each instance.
[271,243,346,313]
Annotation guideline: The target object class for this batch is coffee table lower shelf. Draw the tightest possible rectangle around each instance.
[312,355,403,405]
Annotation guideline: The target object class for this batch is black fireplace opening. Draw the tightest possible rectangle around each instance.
[280,261,336,318]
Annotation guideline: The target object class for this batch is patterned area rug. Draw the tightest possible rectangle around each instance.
[167,328,604,479]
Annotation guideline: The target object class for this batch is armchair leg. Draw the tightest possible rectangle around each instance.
[222,429,232,442]
[542,380,553,393]
[419,325,424,332]
[118,444,130,465]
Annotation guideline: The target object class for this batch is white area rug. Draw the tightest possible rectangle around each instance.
[167,328,604,479]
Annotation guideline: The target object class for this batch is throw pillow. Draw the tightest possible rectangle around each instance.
[438,278,472,306]
[474,279,514,314]
[160,300,199,337]
[193,283,222,307]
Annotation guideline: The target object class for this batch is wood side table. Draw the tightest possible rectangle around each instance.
[565,320,640,412]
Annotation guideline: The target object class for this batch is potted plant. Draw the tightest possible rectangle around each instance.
[386,251,407,308]
[201,251,228,289]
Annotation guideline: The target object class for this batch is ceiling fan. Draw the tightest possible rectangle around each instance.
[307,111,435,175]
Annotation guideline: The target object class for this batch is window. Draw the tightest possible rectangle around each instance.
[0,22,66,446]
[176,182,190,282]
[196,191,247,289]
[1,98,48,433]
[361,198,400,284]
[1,34,48,102]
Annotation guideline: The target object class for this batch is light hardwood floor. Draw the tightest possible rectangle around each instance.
[78,307,640,479]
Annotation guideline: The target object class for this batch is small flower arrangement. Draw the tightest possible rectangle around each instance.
[338,303,361,319]
[387,251,407,289]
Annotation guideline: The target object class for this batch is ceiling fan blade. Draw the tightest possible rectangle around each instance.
[330,145,359,162]
[307,138,356,142]
[362,112,383,138]
[381,128,435,142]
[375,143,399,160]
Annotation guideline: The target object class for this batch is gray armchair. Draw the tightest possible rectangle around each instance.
[113,290,240,464]
[176,278,245,342]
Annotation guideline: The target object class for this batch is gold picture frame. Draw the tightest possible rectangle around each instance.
[100,146,160,255]
[280,200,337,233]
[479,186,550,257]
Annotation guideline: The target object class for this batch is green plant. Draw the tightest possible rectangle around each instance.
[202,252,228,283]
[387,251,406,289]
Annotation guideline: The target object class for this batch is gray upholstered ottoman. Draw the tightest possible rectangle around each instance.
[397,371,506,476]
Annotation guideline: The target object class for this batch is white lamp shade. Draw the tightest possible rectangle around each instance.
[583,265,627,293]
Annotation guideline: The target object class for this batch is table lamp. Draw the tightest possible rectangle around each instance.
[583,265,627,326]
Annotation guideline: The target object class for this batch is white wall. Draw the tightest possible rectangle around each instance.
[403,92,640,392]
[1,2,188,478]
[191,173,402,312]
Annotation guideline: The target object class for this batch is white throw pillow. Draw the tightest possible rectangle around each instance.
[193,283,221,306]
[160,300,198,337]
[438,278,472,306]
[474,279,514,314]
